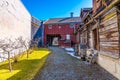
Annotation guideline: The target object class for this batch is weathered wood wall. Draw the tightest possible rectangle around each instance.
[99,8,119,56]
[118,9,120,58]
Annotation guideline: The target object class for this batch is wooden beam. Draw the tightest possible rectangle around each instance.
[77,0,120,34]
[79,0,120,31]
[94,0,120,18]
[102,0,107,7]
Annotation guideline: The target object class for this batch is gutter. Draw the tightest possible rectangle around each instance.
[41,21,44,46]
[44,22,81,25]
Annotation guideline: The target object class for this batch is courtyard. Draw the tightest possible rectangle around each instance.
[34,47,117,80]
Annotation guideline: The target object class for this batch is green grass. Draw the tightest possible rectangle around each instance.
[0,48,50,80]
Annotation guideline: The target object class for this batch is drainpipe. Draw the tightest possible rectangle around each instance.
[74,24,76,34]
[41,21,44,46]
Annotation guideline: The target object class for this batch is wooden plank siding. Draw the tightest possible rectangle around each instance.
[118,11,120,58]
[99,9,119,55]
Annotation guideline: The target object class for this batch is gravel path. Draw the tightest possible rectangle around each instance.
[34,47,118,80]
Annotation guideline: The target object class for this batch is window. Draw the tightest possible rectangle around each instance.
[48,25,52,29]
[66,34,70,40]
[59,26,61,29]
[80,33,87,44]
[70,23,75,28]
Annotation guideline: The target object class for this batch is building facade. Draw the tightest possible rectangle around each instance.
[44,14,81,47]
[76,0,120,79]
[0,0,31,40]
[0,0,31,62]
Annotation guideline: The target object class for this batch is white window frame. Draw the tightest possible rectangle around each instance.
[66,34,70,40]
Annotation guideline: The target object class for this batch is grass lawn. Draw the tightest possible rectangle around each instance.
[0,48,50,80]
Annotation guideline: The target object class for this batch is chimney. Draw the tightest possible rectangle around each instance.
[70,12,74,18]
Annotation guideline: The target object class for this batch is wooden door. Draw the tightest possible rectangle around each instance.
[93,28,99,50]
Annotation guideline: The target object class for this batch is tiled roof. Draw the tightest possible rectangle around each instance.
[44,17,81,24]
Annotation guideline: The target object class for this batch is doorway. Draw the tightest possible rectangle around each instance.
[47,34,61,46]
[93,28,99,50]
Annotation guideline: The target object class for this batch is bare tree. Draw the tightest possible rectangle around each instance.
[0,39,16,72]
[31,37,41,49]
[18,37,32,58]
[0,36,41,72]
[12,37,24,63]
[18,37,41,58]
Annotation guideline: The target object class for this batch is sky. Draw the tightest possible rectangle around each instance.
[21,0,92,20]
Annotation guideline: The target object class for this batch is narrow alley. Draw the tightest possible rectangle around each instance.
[34,47,117,80]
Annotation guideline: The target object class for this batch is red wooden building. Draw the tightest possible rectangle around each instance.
[44,13,81,47]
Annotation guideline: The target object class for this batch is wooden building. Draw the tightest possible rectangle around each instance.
[75,8,92,58]
[77,0,120,79]
[76,8,92,44]
[44,13,81,47]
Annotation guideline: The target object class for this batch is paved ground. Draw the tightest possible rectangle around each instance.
[34,47,118,80]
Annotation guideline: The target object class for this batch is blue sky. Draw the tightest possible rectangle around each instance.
[21,0,92,20]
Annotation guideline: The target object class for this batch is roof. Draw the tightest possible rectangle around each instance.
[81,8,92,12]
[80,8,92,22]
[32,16,41,23]
[80,8,92,18]
[44,17,81,24]
[32,16,41,28]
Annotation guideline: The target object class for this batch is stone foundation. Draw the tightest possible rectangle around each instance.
[97,53,120,79]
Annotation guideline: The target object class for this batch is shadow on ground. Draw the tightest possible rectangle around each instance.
[0,55,48,80]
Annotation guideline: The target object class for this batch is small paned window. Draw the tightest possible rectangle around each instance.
[70,23,75,28]
[59,26,61,29]
[48,25,52,29]
[66,34,70,40]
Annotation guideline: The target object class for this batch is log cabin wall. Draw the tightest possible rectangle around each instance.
[99,7,119,58]
[97,7,120,79]
[117,7,120,58]
[83,1,120,79]
[81,14,92,46]
[86,26,90,49]
[93,0,114,16]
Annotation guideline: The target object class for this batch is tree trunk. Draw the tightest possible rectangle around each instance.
[27,50,29,58]
[8,52,12,72]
